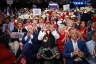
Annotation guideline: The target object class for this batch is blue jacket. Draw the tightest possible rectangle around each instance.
[63,39,89,64]
[22,32,40,59]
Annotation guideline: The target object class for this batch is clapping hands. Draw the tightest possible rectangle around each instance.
[72,48,84,58]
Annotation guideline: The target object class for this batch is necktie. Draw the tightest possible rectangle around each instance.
[21,36,31,55]
[26,36,30,43]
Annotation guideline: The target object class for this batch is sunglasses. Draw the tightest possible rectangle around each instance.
[35,19,38,20]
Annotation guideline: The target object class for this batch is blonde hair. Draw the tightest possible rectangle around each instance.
[58,24,66,32]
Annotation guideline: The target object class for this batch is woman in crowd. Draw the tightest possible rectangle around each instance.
[37,23,60,64]
[23,19,32,30]
[78,21,87,41]
[38,17,45,29]
[50,17,57,30]
[57,24,67,64]
[11,21,27,57]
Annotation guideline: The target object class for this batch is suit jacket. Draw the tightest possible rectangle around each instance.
[88,26,93,32]
[22,32,40,58]
[86,31,92,42]
[63,39,89,64]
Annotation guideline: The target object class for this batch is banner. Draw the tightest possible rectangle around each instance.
[63,4,70,11]
[48,2,59,9]
[7,0,13,4]
[33,8,41,15]
[10,32,25,38]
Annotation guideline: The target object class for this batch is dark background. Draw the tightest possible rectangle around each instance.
[0,0,95,9]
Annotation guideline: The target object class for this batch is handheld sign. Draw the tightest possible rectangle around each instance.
[33,8,41,15]
[10,32,25,38]
[7,0,13,4]
[48,2,59,9]
[63,4,70,11]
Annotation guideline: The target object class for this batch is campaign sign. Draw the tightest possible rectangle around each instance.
[48,2,59,9]
[10,32,25,38]
[63,4,70,11]
[33,8,41,15]
[7,0,13,4]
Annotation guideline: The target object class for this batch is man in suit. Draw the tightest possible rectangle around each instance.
[13,25,40,64]
[86,30,96,58]
[63,28,89,64]
[86,25,96,42]
[87,22,96,32]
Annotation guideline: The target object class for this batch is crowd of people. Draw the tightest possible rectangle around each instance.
[0,6,96,64]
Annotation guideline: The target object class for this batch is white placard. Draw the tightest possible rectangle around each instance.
[10,32,25,38]
[63,4,70,11]
[33,8,41,15]
[7,0,13,4]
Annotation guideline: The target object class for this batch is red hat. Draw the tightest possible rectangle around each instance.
[45,22,50,25]
[51,17,55,21]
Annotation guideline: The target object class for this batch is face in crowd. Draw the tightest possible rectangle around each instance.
[92,30,96,42]
[27,25,33,33]
[91,22,96,29]
[69,28,78,40]
[17,22,23,29]
[80,21,85,28]
[58,24,66,33]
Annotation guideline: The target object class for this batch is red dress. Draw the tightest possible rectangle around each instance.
[79,28,86,40]
[57,32,66,53]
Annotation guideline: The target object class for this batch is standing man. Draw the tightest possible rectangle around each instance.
[63,28,89,64]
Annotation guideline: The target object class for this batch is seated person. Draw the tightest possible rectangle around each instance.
[37,23,60,63]
[0,21,10,48]
[86,30,96,60]
[63,28,89,64]
[10,21,27,57]
[13,25,40,64]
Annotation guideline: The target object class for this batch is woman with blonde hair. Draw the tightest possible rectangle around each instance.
[57,24,67,64]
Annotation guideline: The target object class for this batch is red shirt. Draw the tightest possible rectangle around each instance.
[79,28,86,40]
[57,32,66,53]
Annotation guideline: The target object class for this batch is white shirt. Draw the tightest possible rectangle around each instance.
[18,29,22,33]
[38,30,59,40]
[71,39,78,50]
[24,35,33,44]
[86,40,96,55]
[71,39,82,61]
